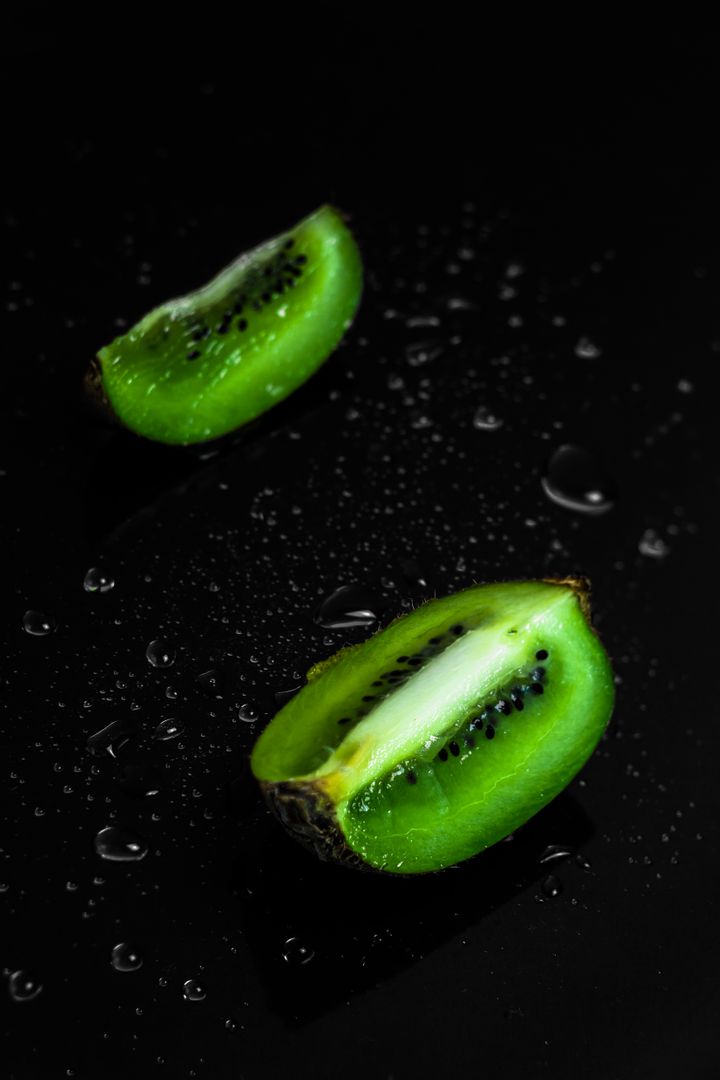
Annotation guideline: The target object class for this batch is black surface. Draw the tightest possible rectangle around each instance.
[2,14,719,1080]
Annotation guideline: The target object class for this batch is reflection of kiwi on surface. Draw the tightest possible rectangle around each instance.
[86,205,363,445]
[251,578,614,875]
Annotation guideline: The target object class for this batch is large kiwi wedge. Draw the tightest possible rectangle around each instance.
[86,205,363,445]
[251,578,614,874]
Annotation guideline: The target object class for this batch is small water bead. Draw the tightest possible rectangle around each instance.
[638,528,670,559]
[238,703,259,723]
[154,717,184,741]
[472,406,504,431]
[94,825,148,862]
[574,336,602,359]
[146,639,175,668]
[314,584,381,629]
[541,445,616,514]
[111,943,144,972]
[282,937,315,966]
[183,978,207,1002]
[8,970,43,1002]
[83,567,115,594]
[22,610,56,636]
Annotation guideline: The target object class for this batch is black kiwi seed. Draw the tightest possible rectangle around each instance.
[362,695,375,702]
[496,699,512,716]
[284,238,295,249]
[470,716,484,731]
[372,681,383,687]
[536,649,549,660]
[406,770,417,785]
[429,636,442,644]
[531,667,546,681]
[464,734,475,748]
[295,254,308,264]
[187,350,201,361]
[437,748,449,762]
[237,319,248,331]
[396,656,409,663]
[408,658,423,667]
[530,683,544,695]
[510,691,524,711]
[337,717,351,725]
[485,725,496,740]
[449,741,460,757]
[451,624,464,636]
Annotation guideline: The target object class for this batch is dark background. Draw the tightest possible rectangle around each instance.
[1,10,718,1080]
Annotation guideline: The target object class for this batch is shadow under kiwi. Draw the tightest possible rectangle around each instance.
[229,790,594,1025]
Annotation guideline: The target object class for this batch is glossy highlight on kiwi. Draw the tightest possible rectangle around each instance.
[251,578,615,875]
[86,205,363,445]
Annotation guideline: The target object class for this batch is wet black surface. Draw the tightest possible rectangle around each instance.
[2,16,719,1080]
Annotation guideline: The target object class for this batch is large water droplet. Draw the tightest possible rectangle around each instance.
[83,567,115,594]
[183,978,207,1002]
[282,937,315,966]
[146,639,175,668]
[22,610,56,636]
[638,529,670,559]
[111,943,144,972]
[538,844,574,865]
[87,719,135,757]
[8,971,43,1002]
[314,585,381,629]
[153,717,184,742]
[541,445,616,514]
[94,825,148,862]
[472,405,504,431]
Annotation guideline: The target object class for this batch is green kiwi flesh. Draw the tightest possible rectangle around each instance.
[90,205,363,445]
[251,579,614,874]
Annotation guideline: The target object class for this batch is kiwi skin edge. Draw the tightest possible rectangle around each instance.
[256,576,608,876]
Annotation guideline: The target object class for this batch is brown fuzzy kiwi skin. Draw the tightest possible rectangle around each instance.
[260,780,370,872]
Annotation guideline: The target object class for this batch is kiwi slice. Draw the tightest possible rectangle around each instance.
[251,578,614,875]
[87,205,363,445]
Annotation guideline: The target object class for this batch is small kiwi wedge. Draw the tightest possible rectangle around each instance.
[87,205,363,445]
[251,578,614,875]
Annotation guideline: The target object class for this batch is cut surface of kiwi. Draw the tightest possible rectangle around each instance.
[251,579,614,874]
[89,205,363,445]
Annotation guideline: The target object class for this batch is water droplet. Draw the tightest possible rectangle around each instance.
[196,669,221,695]
[153,717,184,741]
[274,682,305,706]
[237,702,258,723]
[282,937,315,966]
[574,852,592,872]
[119,763,162,798]
[314,584,381,629]
[541,445,616,514]
[111,943,144,972]
[638,529,670,559]
[541,873,563,898]
[225,1018,238,1032]
[94,825,148,862]
[472,406,504,431]
[405,340,443,367]
[87,719,135,757]
[8,970,43,1002]
[146,639,175,668]
[574,336,602,359]
[538,844,574,865]
[83,567,115,594]
[677,378,694,394]
[183,978,207,1002]
[22,610,56,636]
